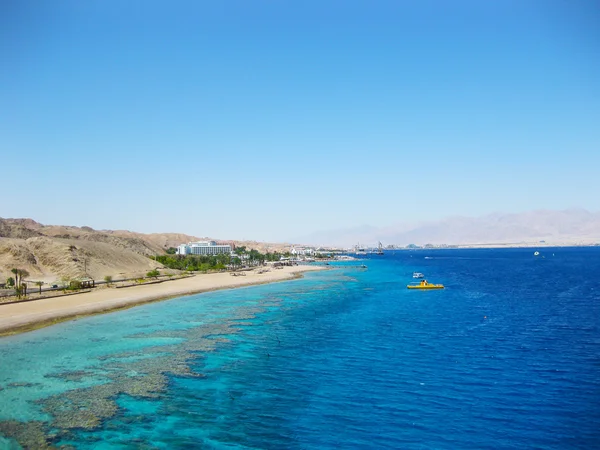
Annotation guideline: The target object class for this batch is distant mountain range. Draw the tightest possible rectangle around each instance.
[292,209,600,247]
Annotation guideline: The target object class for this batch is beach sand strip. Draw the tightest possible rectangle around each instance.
[0,265,326,336]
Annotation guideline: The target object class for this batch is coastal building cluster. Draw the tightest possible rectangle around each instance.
[173,241,469,259]
[346,243,459,252]
[173,241,338,261]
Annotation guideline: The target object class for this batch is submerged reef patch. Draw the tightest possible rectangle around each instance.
[0,305,264,448]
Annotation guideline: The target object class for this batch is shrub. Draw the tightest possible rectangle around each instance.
[146,269,160,279]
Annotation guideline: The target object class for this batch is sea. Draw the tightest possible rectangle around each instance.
[0,248,599,449]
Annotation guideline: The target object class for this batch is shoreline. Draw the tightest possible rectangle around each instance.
[0,265,326,337]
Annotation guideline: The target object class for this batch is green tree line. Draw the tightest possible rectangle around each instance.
[153,249,291,272]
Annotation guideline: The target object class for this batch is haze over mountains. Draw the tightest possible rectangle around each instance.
[293,209,600,247]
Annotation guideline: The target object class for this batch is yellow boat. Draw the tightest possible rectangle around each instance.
[407,280,444,290]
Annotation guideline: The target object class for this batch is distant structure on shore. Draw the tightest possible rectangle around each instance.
[290,246,316,257]
[176,241,232,256]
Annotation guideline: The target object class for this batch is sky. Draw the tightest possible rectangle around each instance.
[1,0,599,242]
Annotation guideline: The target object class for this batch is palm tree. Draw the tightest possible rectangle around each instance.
[17,269,30,282]
[18,269,30,296]
[11,268,30,298]
[11,268,22,299]
[11,268,18,287]
[35,281,44,295]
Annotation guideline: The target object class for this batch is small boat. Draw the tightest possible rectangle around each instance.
[353,243,367,255]
[407,280,444,290]
[413,272,425,278]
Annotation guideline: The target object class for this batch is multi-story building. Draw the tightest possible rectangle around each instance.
[290,246,315,256]
[176,241,233,256]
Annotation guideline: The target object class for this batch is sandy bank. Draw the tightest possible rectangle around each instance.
[0,265,326,336]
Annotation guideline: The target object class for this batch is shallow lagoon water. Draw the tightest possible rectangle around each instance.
[1,249,599,448]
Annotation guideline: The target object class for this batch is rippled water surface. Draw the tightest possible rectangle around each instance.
[1,248,599,449]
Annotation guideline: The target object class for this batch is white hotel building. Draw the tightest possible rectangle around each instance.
[176,241,233,256]
[290,246,316,256]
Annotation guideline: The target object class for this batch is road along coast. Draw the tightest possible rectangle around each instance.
[0,265,326,336]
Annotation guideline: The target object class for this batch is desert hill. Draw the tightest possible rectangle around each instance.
[106,230,208,251]
[105,230,291,254]
[0,219,43,240]
[0,236,162,284]
[0,218,292,284]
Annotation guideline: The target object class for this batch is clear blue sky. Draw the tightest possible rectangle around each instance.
[2,0,599,241]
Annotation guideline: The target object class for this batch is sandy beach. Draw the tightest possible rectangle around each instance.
[0,265,326,336]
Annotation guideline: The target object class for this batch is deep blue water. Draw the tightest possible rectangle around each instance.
[1,248,599,449]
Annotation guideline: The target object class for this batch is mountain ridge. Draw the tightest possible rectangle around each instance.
[291,209,600,247]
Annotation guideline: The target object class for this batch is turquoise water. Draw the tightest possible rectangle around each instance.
[1,248,599,448]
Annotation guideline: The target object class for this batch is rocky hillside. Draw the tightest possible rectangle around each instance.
[0,218,292,283]
[0,219,42,240]
[0,236,162,283]
[0,219,180,283]
[107,231,208,251]
[28,224,164,256]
